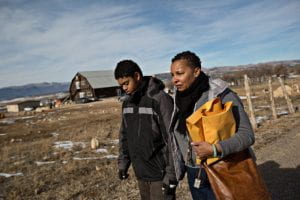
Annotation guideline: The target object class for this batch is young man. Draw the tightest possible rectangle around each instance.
[114,60,177,200]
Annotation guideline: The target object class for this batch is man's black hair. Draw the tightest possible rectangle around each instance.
[114,60,143,79]
[171,51,202,69]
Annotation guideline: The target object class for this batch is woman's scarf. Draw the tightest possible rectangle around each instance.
[175,72,210,135]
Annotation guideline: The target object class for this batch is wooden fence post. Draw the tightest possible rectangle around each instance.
[278,77,295,114]
[244,74,257,129]
[268,77,277,119]
[294,84,300,93]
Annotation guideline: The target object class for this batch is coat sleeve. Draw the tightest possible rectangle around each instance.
[155,92,177,184]
[118,107,131,172]
[218,90,255,157]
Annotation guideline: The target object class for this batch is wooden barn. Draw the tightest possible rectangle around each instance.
[69,70,119,101]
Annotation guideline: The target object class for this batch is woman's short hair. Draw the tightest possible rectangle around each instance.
[114,60,143,79]
[171,51,202,69]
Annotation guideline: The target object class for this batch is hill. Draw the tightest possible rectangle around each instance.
[1,59,299,101]
[0,82,70,101]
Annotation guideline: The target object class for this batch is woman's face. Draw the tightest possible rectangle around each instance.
[170,59,201,92]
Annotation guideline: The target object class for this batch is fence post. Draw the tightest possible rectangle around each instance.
[268,77,277,119]
[278,77,295,114]
[294,84,300,93]
[244,74,257,129]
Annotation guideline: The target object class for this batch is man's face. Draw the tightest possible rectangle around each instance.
[117,72,141,95]
[170,59,200,92]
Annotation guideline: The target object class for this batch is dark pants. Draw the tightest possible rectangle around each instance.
[137,180,176,200]
[186,166,216,200]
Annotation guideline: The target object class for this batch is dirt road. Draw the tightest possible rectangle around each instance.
[254,112,300,200]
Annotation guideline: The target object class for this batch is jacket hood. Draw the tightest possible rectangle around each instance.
[146,76,165,96]
[207,78,229,100]
[126,76,165,103]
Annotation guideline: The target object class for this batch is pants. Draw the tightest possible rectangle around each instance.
[137,180,176,200]
[186,166,216,200]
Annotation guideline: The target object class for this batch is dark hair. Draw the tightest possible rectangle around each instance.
[114,60,143,79]
[171,51,201,69]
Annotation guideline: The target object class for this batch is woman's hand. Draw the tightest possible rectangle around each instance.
[191,141,214,159]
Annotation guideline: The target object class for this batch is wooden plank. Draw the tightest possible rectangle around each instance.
[244,74,257,129]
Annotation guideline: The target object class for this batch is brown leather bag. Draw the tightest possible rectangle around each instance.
[203,150,271,200]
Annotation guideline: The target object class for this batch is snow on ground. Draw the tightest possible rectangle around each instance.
[0,119,15,124]
[53,141,86,150]
[256,116,269,124]
[95,148,108,153]
[0,173,23,178]
[239,96,258,100]
[73,154,117,160]
[35,161,55,166]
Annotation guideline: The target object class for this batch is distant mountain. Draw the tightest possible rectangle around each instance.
[0,82,70,101]
[206,59,300,78]
[1,59,299,101]
[154,59,300,81]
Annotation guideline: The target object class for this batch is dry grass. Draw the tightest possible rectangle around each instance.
[0,78,299,199]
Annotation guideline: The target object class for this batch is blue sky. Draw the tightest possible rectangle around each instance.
[0,0,300,88]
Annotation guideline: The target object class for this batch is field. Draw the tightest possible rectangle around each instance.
[1,78,300,200]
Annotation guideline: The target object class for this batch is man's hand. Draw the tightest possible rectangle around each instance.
[162,181,177,197]
[191,141,213,159]
[118,170,129,180]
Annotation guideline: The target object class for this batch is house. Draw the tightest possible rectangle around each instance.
[6,100,40,112]
[69,70,119,101]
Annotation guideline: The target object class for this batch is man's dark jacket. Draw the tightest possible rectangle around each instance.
[118,76,176,182]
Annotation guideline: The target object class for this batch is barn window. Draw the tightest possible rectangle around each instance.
[79,92,85,98]
[75,81,80,89]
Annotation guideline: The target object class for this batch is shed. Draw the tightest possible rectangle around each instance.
[69,70,119,101]
[6,100,40,112]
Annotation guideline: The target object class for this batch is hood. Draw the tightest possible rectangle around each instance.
[146,76,165,96]
[208,78,229,100]
[127,76,165,103]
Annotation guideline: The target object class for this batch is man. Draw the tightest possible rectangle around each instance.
[114,60,177,200]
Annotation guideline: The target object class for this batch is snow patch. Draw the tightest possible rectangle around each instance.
[50,132,59,137]
[35,161,55,166]
[256,116,269,124]
[73,154,117,161]
[95,148,108,153]
[103,155,118,159]
[0,119,15,124]
[53,141,86,150]
[73,157,101,160]
[0,172,23,178]
[239,96,258,100]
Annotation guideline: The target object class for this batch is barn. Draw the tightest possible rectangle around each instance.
[69,70,120,102]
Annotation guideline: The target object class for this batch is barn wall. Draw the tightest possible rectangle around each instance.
[7,104,20,112]
[7,101,40,112]
[94,87,119,98]
[70,74,95,101]
[19,101,40,110]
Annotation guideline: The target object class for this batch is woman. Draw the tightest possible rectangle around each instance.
[168,51,255,199]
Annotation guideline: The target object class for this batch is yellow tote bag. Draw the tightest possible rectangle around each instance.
[186,97,236,165]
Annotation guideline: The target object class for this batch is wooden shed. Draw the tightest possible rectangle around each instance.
[69,70,119,101]
[7,100,40,112]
